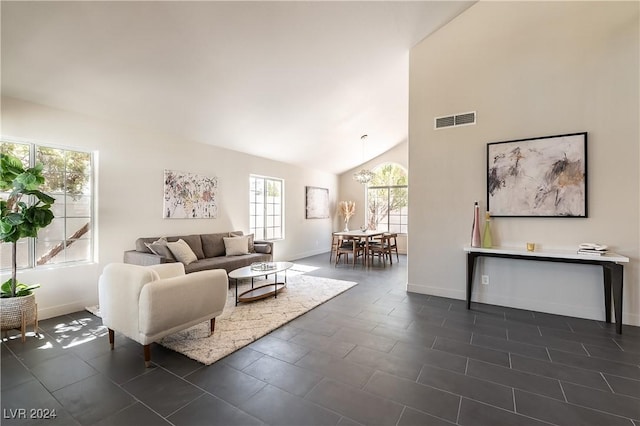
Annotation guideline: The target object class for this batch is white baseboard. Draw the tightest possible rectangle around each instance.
[407,283,640,327]
[407,283,464,300]
[288,248,330,262]
[625,312,640,327]
[38,299,97,320]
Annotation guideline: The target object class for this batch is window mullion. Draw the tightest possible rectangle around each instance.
[263,180,267,237]
[29,144,36,268]
[387,189,391,230]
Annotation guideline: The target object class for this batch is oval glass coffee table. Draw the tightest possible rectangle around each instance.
[228,261,293,305]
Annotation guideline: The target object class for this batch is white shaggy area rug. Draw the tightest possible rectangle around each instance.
[89,273,356,365]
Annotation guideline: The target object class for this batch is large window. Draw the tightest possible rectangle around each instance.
[367,163,408,234]
[1,141,94,270]
[249,175,283,240]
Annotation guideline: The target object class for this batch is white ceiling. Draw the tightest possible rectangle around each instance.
[1,1,473,174]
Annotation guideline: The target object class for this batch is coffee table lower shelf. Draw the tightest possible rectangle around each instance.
[229,262,294,306]
[237,283,286,303]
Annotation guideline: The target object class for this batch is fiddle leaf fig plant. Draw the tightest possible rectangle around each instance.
[0,153,55,298]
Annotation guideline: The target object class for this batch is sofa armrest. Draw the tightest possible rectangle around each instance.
[124,250,171,266]
[139,269,229,338]
[254,240,274,256]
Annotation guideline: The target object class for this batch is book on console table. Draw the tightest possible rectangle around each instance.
[577,243,608,256]
[577,249,608,256]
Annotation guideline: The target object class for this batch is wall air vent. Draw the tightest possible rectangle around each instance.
[434,111,476,129]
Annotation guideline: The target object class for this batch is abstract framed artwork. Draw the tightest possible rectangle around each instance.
[305,186,329,219]
[487,132,587,217]
[163,169,218,219]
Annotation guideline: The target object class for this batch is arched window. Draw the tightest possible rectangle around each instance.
[366,163,408,233]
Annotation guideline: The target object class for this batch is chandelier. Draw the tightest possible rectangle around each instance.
[353,168,374,184]
[353,134,373,184]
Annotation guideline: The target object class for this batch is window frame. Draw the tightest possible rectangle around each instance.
[1,139,95,271]
[249,174,284,241]
[365,163,408,234]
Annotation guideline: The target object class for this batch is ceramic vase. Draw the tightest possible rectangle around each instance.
[471,202,481,247]
[482,212,492,248]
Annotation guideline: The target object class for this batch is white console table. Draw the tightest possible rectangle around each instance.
[464,246,629,334]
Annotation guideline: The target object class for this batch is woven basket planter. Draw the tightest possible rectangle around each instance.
[1,293,38,342]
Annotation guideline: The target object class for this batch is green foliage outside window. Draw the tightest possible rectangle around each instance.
[37,147,91,199]
[367,164,408,233]
[1,142,93,270]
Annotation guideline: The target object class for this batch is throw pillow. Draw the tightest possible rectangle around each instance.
[230,231,255,253]
[145,237,176,261]
[176,234,205,259]
[166,239,198,265]
[247,233,255,253]
[223,236,250,256]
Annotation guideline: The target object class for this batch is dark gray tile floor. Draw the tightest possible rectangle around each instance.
[2,253,640,425]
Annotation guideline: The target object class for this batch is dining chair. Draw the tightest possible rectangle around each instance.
[335,237,364,268]
[385,233,399,262]
[330,232,342,262]
[368,234,393,267]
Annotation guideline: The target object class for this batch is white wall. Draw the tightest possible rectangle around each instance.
[338,140,409,254]
[1,96,338,319]
[408,2,640,325]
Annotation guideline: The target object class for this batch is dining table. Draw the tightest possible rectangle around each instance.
[333,229,385,267]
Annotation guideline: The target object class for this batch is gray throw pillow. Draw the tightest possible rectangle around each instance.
[145,237,176,261]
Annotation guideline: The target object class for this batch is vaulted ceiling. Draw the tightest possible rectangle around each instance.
[1,1,473,174]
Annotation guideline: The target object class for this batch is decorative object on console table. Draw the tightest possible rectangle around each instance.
[339,200,355,232]
[487,132,587,217]
[163,169,218,219]
[577,249,605,256]
[482,212,493,248]
[577,243,608,256]
[470,201,481,247]
[0,154,55,342]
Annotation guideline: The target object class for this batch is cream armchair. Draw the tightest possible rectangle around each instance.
[98,262,228,367]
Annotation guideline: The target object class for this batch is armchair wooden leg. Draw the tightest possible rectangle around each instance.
[34,306,39,337]
[108,328,115,350]
[210,318,216,336]
[144,344,151,368]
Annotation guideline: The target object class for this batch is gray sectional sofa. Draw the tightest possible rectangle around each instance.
[123,231,273,274]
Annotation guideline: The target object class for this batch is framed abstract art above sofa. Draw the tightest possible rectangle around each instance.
[163,169,218,219]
